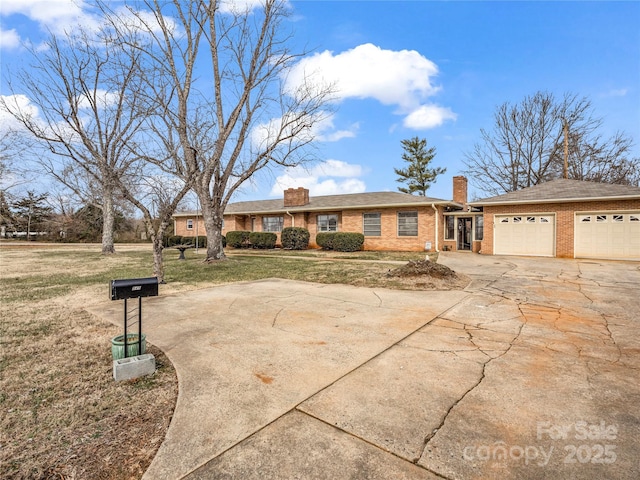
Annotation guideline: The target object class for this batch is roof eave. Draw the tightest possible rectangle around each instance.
[469,194,640,206]
[173,200,460,217]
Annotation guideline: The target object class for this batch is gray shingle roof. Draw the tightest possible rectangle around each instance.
[470,179,640,206]
[174,191,457,217]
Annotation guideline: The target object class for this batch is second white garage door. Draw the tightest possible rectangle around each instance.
[494,214,555,256]
[575,212,640,260]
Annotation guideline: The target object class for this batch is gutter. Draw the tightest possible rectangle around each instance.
[286,210,294,227]
[431,203,440,253]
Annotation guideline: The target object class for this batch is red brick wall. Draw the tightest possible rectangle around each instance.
[481,200,640,258]
[175,206,443,251]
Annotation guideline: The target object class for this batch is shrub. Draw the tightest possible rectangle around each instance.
[248,232,277,249]
[332,232,365,252]
[226,231,251,248]
[316,232,336,250]
[281,227,310,250]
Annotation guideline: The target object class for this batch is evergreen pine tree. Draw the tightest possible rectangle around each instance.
[395,137,446,195]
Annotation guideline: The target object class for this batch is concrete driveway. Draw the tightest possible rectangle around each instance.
[94,253,640,479]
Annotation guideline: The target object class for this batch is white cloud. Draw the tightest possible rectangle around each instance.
[218,0,289,14]
[602,88,628,98]
[270,159,366,196]
[285,43,455,130]
[77,89,119,110]
[0,94,40,132]
[287,43,439,108]
[313,113,358,142]
[403,104,457,130]
[0,27,20,50]
[0,0,101,37]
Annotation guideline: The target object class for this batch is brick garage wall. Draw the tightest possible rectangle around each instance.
[482,200,640,257]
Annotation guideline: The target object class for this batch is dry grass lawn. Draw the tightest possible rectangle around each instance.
[0,244,177,480]
[0,242,469,479]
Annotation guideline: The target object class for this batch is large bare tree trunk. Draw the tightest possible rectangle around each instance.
[200,198,226,262]
[151,235,165,282]
[101,185,116,254]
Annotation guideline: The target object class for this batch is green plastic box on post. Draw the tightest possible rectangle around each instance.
[111,333,146,360]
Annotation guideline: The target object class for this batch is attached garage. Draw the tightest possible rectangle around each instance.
[575,212,640,260]
[494,214,555,256]
[470,179,640,259]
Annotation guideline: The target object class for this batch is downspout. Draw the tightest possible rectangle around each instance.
[431,204,440,253]
[286,211,295,227]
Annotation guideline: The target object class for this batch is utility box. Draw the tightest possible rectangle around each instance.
[110,277,159,301]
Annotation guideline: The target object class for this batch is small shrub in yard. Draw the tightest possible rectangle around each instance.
[249,232,277,249]
[333,232,365,252]
[226,230,250,248]
[182,236,226,248]
[281,227,310,250]
[316,232,336,250]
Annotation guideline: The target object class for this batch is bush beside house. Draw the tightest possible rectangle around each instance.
[226,230,251,248]
[316,232,364,252]
[281,227,310,250]
[248,232,277,249]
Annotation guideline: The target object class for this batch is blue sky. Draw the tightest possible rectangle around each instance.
[1,1,639,203]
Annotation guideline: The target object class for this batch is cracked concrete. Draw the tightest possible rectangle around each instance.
[90,253,640,479]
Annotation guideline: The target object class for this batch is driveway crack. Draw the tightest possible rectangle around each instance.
[417,304,527,461]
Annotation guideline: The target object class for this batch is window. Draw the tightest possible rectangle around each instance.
[513,216,522,223]
[613,215,623,222]
[631,215,639,222]
[398,211,418,236]
[262,216,283,232]
[475,215,484,241]
[445,216,455,239]
[186,219,194,230]
[363,213,381,236]
[596,215,607,222]
[500,217,509,223]
[526,216,536,223]
[317,214,338,232]
[581,216,591,223]
[540,217,551,223]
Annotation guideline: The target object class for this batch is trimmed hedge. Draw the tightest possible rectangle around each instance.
[316,232,364,252]
[281,227,310,250]
[316,232,336,250]
[249,232,277,249]
[333,232,365,252]
[226,230,251,248]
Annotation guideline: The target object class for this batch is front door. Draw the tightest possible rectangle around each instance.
[457,217,472,251]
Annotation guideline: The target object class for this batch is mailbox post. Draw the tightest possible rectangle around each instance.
[110,277,159,358]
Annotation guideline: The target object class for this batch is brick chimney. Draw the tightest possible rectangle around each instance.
[283,187,310,207]
[452,176,468,205]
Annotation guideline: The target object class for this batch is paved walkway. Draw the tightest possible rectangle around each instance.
[93,253,640,479]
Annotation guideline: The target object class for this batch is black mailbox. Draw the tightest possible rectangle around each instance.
[110,277,159,301]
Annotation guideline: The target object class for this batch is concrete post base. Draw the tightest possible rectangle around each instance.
[113,354,156,382]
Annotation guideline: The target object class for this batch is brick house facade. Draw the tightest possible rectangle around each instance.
[173,177,470,252]
[173,178,640,260]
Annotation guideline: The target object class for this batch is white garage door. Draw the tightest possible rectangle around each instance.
[494,214,555,256]
[575,212,640,260]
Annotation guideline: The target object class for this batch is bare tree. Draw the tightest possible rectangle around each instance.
[0,27,147,254]
[463,91,638,195]
[113,0,334,262]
